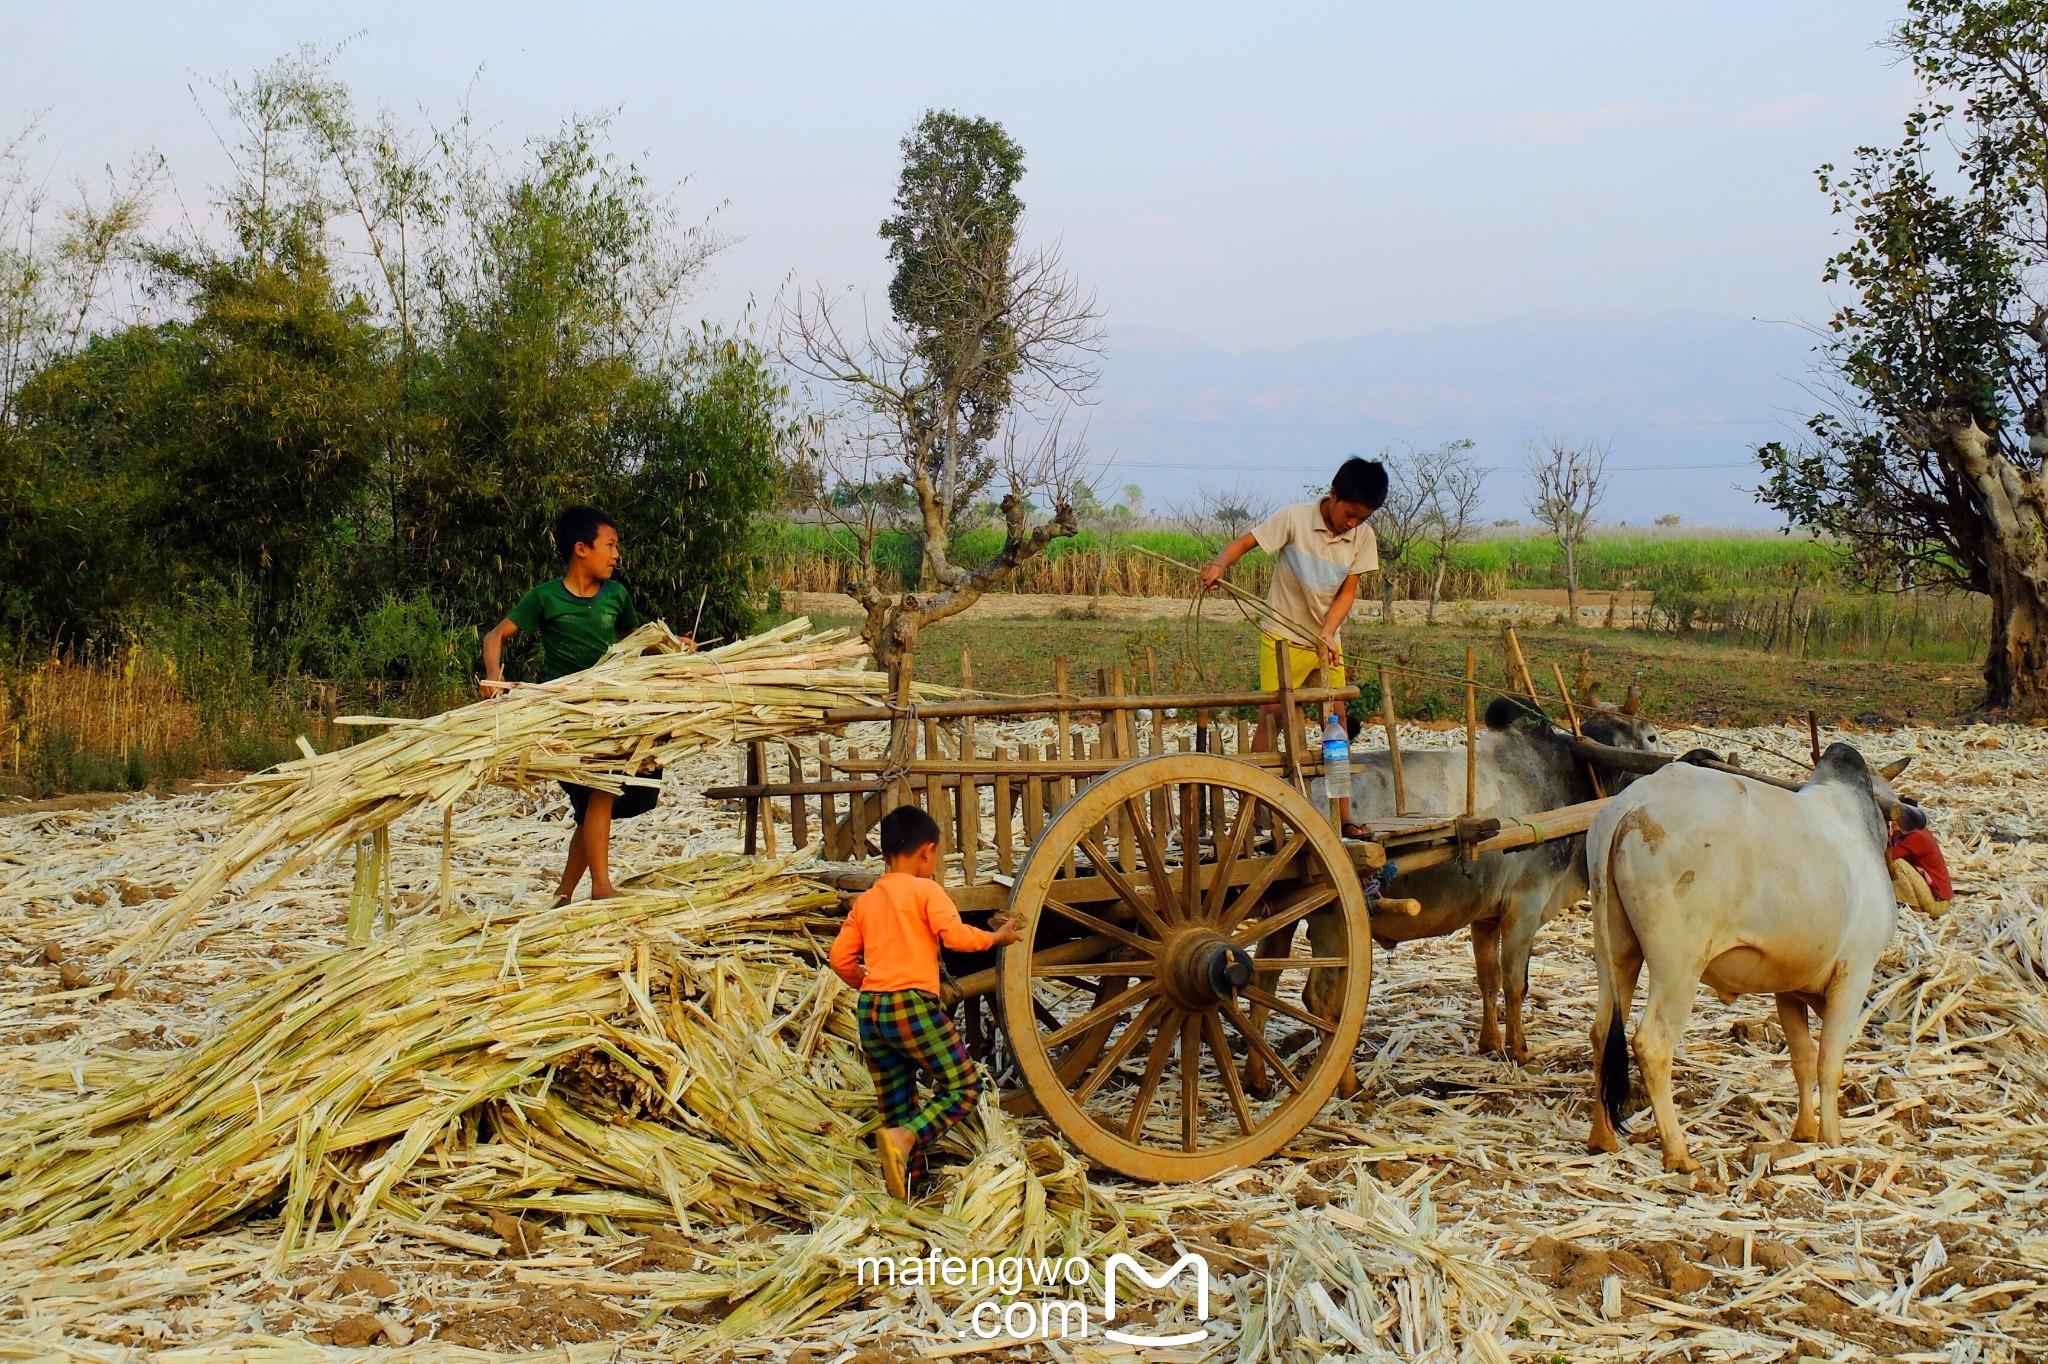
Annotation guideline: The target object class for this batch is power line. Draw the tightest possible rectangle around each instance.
[1086,415,1790,432]
[1091,458,1760,474]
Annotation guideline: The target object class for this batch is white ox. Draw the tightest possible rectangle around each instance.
[1585,742,1906,1171]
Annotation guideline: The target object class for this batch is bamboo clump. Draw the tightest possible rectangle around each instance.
[103,619,908,980]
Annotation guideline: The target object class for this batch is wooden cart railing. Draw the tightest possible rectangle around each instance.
[707,649,1361,912]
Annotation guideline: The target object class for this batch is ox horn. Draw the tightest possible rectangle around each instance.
[1621,683,1641,715]
[1878,756,1912,780]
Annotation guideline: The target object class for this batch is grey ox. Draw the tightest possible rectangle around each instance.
[1585,743,1906,1172]
[1347,696,1659,1060]
[1245,694,1660,1099]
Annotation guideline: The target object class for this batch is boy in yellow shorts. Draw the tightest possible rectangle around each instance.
[1200,457,1386,828]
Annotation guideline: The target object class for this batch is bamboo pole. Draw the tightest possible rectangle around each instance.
[1553,661,1605,799]
[1464,646,1478,818]
[1276,636,1303,789]
[1379,665,1406,816]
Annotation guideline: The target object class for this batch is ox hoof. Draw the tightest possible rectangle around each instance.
[1690,1170,1727,1195]
[1587,1131,1620,1155]
[1242,1067,1274,1102]
[1789,1120,1818,1143]
[1335,1066,1361,1100]
[1662,1153,1701,1175]
[1477,1030,1505,1057]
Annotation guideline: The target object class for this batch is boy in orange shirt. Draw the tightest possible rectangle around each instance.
[829,806,1021,1199]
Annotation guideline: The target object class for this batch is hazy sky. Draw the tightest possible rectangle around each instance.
[1,3,1919,523]
[1,2,1913,344]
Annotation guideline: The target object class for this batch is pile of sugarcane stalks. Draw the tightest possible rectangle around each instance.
[100,619,910,983]
[0,853,1113,1335]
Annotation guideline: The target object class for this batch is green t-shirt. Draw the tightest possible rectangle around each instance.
[506,578,640,680]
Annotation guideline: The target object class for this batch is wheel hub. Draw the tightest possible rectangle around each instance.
[1159,927,1254,1009]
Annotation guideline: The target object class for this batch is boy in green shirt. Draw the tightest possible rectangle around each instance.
[482,506,675,902]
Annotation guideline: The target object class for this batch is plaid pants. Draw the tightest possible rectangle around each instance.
[857,990,983,1174]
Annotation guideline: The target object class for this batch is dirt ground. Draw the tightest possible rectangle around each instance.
[2,720,2044,1360]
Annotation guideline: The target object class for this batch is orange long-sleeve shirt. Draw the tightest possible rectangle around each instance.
[828,872,998,994]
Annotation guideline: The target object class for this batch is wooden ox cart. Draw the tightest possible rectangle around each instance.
[706,643,1614,1182]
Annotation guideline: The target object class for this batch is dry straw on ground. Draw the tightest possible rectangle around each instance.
[2,718,2046,1360]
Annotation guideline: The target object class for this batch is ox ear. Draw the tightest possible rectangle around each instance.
[1622,683,1641,715]
[1877,756,1911,781]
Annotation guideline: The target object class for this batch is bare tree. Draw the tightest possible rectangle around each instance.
[1526,436,1610,624]
[1425,439,1483,623]
[1368,444,1441,625]
[0,120,160,425]
[1169,477,1274,540]
[782,230,1103,677]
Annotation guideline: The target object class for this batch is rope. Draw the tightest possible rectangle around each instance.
[1657,718,1814,770]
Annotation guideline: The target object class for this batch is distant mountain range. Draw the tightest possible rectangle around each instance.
[1087,311,1828,528]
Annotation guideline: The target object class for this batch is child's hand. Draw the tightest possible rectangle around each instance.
[988,914,1023,947]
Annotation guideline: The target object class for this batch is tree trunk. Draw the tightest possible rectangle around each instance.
[1983,551,2048,711]
[1427,557,1446,625]
[1380,568,1397,626]
[1562,542,1579,625]
[1915,411,2048,714]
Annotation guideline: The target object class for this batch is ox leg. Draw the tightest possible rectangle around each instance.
[1470,919,1505,1056]
[1498,900,1546,1065]
[1634,968,1702,1173]
[1775,994,1820,1142]
[1816,969,1873,1147]
[1587,940,1641,1154]
[1240,924,1295,1100]
[1303,906,1360,1098]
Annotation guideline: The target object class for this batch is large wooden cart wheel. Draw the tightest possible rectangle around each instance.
[998,752,1372,1180]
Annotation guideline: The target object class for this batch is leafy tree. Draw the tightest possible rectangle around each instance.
[878,111,1028,562]
[0,53,787,676]
[787,111,1100,677]
[1759,0,2048,711]
[606,332,802,644]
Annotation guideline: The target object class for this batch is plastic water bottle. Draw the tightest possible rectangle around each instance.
[1322,711,1350,800]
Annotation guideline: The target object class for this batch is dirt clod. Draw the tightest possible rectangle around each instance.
[485,1211,541,1258]
[336,1266,399,1300]
[329,1313,384,1347]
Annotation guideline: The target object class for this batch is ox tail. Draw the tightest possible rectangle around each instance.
[1599,1005,1631,1134]
[1589,806,1633,1135]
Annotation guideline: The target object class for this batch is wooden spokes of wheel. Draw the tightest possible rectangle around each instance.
[997,753,1371,1181]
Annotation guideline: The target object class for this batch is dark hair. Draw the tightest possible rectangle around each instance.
[879,804,941,859]
[1331,457,1389,510]
[553,505,617,561]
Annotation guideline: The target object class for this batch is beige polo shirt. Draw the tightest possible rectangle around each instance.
[1252,500,1379,646]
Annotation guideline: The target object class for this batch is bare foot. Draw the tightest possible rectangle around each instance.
[877,1126,915,1200]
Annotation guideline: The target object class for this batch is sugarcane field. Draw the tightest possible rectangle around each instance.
[10,6,2048,1362]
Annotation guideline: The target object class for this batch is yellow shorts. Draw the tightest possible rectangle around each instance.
[1257,635,1345,691]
